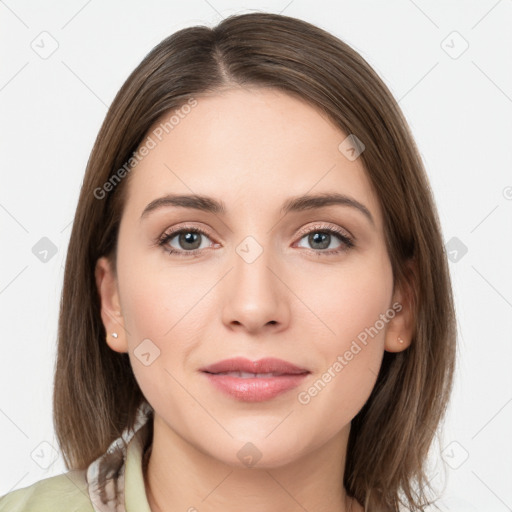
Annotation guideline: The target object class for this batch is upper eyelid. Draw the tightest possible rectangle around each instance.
[295,223,353,240]
[160,222,353,244]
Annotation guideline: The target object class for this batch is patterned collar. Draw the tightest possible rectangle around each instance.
[85,401,154,511]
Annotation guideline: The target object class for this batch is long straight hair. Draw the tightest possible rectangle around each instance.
[53,12,457,511]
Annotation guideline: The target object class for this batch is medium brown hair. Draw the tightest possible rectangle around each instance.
[53,11,456,511]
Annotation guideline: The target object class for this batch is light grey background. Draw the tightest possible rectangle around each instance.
[1,1,511,510]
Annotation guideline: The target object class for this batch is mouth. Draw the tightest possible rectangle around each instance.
[203,370,305,378]
[199,356,309,375]
[199,357,310,402]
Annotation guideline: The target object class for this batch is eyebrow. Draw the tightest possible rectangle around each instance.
[140,192,374,226]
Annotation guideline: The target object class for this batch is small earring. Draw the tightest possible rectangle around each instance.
[111,332,118,339]
[397,336,404,344]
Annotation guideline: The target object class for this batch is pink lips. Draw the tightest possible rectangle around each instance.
[200,357,310,402]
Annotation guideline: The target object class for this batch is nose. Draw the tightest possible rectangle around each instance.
[220,241,291,334]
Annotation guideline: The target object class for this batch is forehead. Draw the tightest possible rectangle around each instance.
[123,87,382,226]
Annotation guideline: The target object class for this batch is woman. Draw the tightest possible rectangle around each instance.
[0,11,456,512]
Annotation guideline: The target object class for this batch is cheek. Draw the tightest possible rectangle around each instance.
[118,273,195,415]
[300,250,393,353]
[294,252,392,422]
[118,243,207,340]
[116,247,212,397]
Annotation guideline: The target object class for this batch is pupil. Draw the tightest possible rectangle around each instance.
[180,232,201,250]
[310,232,329,249]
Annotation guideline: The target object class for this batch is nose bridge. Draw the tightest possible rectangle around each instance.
[232,231,277,298]
[220,229,289,331]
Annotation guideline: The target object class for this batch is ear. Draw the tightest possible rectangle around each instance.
[95,256,128,353]
[384,259,417,353]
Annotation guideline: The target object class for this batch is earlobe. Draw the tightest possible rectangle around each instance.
[384,306,414,353]
[385,333,412,353]
[95,256,128,353]
[384,260,417,353]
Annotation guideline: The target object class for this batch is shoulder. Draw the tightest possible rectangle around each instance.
[0,470,94,512]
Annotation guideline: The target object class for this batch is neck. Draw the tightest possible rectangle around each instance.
[143,414,360,512]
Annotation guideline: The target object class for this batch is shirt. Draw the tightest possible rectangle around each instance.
[0,401,154,512]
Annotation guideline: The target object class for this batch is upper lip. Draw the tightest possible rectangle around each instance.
[200,357,310,375]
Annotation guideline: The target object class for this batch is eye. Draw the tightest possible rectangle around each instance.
[295,224,354,255]
[157,225,215,258]
[156,223,355,258]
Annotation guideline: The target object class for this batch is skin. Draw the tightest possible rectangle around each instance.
[95,87,414,512]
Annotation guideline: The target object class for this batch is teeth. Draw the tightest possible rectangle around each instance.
[215,371,283,378]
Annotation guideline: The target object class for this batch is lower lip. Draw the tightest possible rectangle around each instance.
[202,372,309,402]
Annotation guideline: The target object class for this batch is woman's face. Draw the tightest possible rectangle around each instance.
[97,87,411,468]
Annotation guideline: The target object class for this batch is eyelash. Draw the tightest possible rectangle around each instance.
[156,223,355,258]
